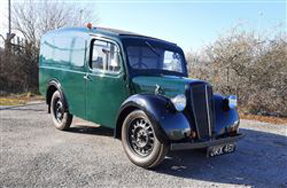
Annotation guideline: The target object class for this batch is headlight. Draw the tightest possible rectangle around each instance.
[171,94,186,111]
[227,95,237,109]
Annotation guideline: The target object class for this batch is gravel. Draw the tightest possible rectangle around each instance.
[0,102,286,188]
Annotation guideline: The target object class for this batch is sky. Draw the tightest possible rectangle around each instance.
[0,0,286,51]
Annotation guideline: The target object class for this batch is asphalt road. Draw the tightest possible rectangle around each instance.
[0,102,286,188]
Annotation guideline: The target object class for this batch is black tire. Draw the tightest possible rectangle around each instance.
[121,110,169,168]
[50,91,73,130]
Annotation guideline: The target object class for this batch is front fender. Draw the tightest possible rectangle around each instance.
[213,94,240,135]
[115,94,191,142]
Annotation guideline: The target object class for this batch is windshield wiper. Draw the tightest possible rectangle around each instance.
[145,41,160,57]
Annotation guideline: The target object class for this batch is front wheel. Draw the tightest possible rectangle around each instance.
[121,110,169,168]
[50,91,73,130]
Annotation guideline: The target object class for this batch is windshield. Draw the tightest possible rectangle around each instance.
[123,38,187,76]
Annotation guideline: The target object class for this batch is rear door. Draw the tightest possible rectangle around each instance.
[52,35,87,119]
[85,38,129,128]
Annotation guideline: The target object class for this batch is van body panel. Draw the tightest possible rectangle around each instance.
[39,27,241,144]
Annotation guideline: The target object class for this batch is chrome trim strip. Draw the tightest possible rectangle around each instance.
[205,85,212,137]
[39,66,85,74]
[190,87,201,139]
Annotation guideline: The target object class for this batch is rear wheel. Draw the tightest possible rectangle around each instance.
[50,91,73,130]
[121,110,168,168]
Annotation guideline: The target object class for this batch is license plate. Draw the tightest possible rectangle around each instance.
[207,143,236,157]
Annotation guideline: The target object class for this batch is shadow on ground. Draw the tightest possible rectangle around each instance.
[68,125,114,137]
[157,128,287,187]
[67,125,287,187]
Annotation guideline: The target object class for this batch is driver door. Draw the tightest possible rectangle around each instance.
[85,38,128,128]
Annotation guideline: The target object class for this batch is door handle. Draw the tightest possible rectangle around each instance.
[83,74,92,81]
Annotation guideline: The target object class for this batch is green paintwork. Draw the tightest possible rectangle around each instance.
[39,29,89,118]
[86,71,128,128]
[39,27,189,129]
[132,76,196,98]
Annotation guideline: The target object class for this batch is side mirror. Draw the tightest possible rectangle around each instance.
[102,48,110,54]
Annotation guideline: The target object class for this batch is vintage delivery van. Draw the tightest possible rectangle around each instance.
[39,25,244,168]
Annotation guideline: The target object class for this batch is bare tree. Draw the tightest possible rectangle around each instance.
[0,0,99,93]
[12,0,99,46]
[187,25,287,117]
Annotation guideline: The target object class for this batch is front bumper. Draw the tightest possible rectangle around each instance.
[170,133,245,151]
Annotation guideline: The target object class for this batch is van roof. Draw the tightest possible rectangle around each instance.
[52,27,176,46]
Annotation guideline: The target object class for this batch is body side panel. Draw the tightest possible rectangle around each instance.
[39,30,89,119]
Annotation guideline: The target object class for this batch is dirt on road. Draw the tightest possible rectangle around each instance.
[0,103,286,187]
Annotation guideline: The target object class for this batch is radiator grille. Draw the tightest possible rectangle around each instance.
[189,84,214,140]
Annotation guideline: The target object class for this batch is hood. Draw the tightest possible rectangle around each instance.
[132,75,206,98]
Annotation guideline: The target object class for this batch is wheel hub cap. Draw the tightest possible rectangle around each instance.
[54,100,64,122]
[135,128,148,147]
[129,118,155,157]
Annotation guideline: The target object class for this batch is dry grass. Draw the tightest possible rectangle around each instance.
[0,93,44,106]
[240,113,287,125]
[1,93,286,125]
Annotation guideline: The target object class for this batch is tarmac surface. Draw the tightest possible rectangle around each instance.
[0,102,286,187]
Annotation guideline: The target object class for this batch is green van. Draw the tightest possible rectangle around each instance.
[39,26,244,168]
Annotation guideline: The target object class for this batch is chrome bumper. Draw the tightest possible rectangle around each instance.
[170,133,245,151]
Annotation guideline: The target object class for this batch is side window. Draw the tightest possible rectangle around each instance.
[90,40,121,72]
[41,36,54,63]
[71,38,86,67]
[53,37,72,64]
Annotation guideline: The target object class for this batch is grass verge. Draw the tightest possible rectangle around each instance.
[239,113,287,125]
[1,93,286,125]
[0,92,44,106]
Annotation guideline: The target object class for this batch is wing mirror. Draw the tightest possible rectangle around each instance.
[102,48,110,54]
